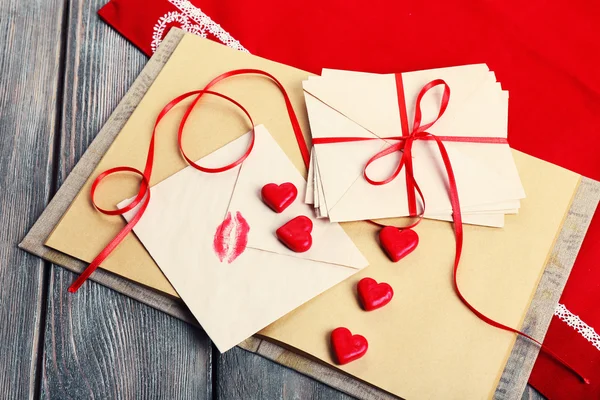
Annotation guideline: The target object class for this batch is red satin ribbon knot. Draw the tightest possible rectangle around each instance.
[313,73,589,383]
[367,78,450,220]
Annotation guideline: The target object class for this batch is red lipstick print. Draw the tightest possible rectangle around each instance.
[213,211,250,263]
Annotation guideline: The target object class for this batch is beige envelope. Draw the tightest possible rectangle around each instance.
[119,125,367,352]
[306,150,515,228]
[45,34,581,399]
[303,67,525,225]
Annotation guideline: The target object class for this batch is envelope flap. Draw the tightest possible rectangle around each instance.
[303,72,402,139]
[227,125,368,269]
[305,92,391,209]
[400,66,507,138]
[304,65,499,140]
[117,127,366,353]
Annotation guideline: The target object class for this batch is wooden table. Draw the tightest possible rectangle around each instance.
[0,1,546,398]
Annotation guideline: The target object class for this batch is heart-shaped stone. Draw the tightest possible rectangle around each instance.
[276,215,313,252]
[261,182,298,213]
[379,227,419,262]
[357,277,394,311]
[331,327,368,365]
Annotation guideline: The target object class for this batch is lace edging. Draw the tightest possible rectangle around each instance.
[151,0,248,54]
[555,303,600,352]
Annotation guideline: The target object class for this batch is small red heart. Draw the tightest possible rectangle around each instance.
[261,182,298,213]
[331,327,368,365]
[276,216,313,252]
[379,227,419,262]
[357,277,394,311]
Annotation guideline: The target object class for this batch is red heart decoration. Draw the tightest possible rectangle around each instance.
[331,327,368,365]
[276,215,313,252]
[379,227,419,262]
[261,182,298,213]
[357,277,394,311]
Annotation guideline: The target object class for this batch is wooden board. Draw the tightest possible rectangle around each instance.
[217,344,355,400]
[20,27,600,399]
[38,1,212,398]
[0,0,65,398]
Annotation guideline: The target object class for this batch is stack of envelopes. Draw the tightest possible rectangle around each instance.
[304,66,525,227]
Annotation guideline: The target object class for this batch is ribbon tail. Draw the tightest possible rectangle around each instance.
[69,190,151,293]
[431,135,589,384]
[403,139,418,216]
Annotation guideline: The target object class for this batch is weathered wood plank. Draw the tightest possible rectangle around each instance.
[40,1,212,398]
[522,386,545,400]
[237,337,396,399]
[217,346,355,400]
[0,0,66,398]
[41,270,212,399]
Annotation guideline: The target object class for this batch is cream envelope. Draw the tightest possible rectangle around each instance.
[306,68,522,215]
[304,66,526,223]
[306,151,513,227]
[120,125,368,352]
[304,148,316,204]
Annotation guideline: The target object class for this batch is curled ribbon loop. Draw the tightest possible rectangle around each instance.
[178,91,256,173]
[363,79,451,221]
[411,79,450,133]
[70,90,256,293]
[69,70,310,293]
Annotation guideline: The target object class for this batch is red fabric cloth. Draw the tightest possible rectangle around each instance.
[99,0,600,397]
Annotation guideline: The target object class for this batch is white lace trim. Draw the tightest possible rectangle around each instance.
[151,0,248,53]
[555,303,600,351]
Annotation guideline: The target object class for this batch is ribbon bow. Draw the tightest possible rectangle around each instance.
[314,76,508,221]
[363,79,451,221]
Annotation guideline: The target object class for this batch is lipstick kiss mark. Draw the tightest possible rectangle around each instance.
[213,211,250,263]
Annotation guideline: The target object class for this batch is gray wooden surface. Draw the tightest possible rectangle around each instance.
[0,1,546,399]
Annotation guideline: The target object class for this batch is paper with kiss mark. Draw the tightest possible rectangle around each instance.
[120,125,367,352]
[213,211,249,264]
[304,148,315,204]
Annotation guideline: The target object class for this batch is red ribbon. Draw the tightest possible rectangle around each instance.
[68,69,310,293]
[70,68,588,384]
[314,73,589,383]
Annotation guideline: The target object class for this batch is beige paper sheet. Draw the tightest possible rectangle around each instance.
[46,35,315,297]
[119,125,367,352]
[45,34,581,399]
[261,150,579,399]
